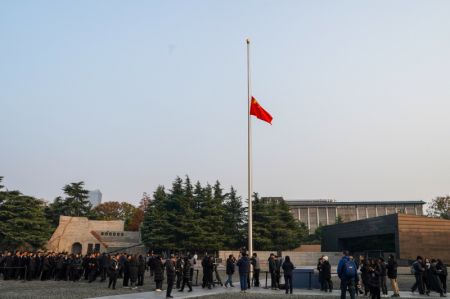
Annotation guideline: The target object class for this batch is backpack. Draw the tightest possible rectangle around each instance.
[410,262,417,274]
[343,260,357,278]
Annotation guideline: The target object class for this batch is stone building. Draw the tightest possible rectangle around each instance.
[47,216,143,255]
[280,198,425,233]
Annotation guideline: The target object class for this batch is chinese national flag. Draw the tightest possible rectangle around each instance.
[250,96,273,124]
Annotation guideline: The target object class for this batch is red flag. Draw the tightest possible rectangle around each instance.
[250,96,273,124]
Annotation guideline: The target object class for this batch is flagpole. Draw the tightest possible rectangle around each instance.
[246,38,253,258]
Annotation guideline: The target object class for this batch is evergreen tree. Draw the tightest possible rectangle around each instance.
[141,185,171,250]
[45,196,67,228]
[252,193,273,250]
[199,183,225,251]
[190,181,208,250]
[61,182,92,217]
[223,186,245,249]
[252,196,306,250]
[180,176,202,250]
[0,180,51,249]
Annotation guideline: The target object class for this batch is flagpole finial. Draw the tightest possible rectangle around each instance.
[246,38,250,44]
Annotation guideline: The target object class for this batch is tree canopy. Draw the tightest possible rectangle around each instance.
[91,201,139,231]
[141,176,306,252]
[0,177,51,249]
[427,195,450,219]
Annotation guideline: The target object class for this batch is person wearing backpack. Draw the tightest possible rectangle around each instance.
[337,250,358,299]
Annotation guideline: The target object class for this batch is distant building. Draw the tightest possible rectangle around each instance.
[47,216,143,255]
[268,197,425,234]
[88,189,102,207]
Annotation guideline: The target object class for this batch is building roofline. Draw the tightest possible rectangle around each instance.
[284,200,426,206]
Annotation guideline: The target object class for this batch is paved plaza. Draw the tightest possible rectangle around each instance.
[0,270,447,299]
[90,288,447,299]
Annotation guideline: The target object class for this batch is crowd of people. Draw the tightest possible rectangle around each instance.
[0,251,148,289]
[1,249,448,299]
[336,251,448,299]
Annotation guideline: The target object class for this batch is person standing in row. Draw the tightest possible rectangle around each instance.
[251,253,260,287]
[165,254,176,299]
[178,256,193,292]
[282,256,294,295]
[108,254,119,290]
[386,254,400,297]
[337,251,358,299]
[129,255,138,289]
[154,255,164,292]
[268,253,278,290]
[236,252,250,293]
[436,259,447,294]
[378,257,388,296]
[137,255,145,286]
[322,256,333,292]
[224,254,235,288]
[411,256,425,295]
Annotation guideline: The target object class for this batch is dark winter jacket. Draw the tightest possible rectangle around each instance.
[368,266,380,288]
[386,259,398,279]
[322,260,332,280]
[129,258,139,282]
[183,260,191,279]
[268,257,276,273]
[165,259,176,279]
[226,257,235,275]
[236,256,250,275]
[138,256,145,275]
[426,263,445,294]
[282,260,295,276]
[153,258,164,281]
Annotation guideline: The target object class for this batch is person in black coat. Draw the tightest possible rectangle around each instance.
[175,255,183,289]
[426,259,445,297]
[322,256,333,292]
[40,254,52,281]
[368,259,381,299]
[137,255,145,286]
[122,255,130,287]
[282,256,295,294]
[153,255,164,291]
[360,259,370,296]
[386,254,399,297]
[108,254,119,289]
[268,253,278,289]
[224,254,235,288]
[436,259,447,294]
[179,256,193,292]
[165,254,176,299]
[27,254,37,281]
[378,258,388,296]
[87,254,99,283]
[129,255,139,289]
[317,257,325,291]
[147,252,155,277]
[71,254,82,281]
[99,253,109,282]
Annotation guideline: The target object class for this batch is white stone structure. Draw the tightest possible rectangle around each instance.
[47,216,125,255]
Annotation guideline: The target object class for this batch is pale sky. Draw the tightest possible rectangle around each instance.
[1,1,450,205]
